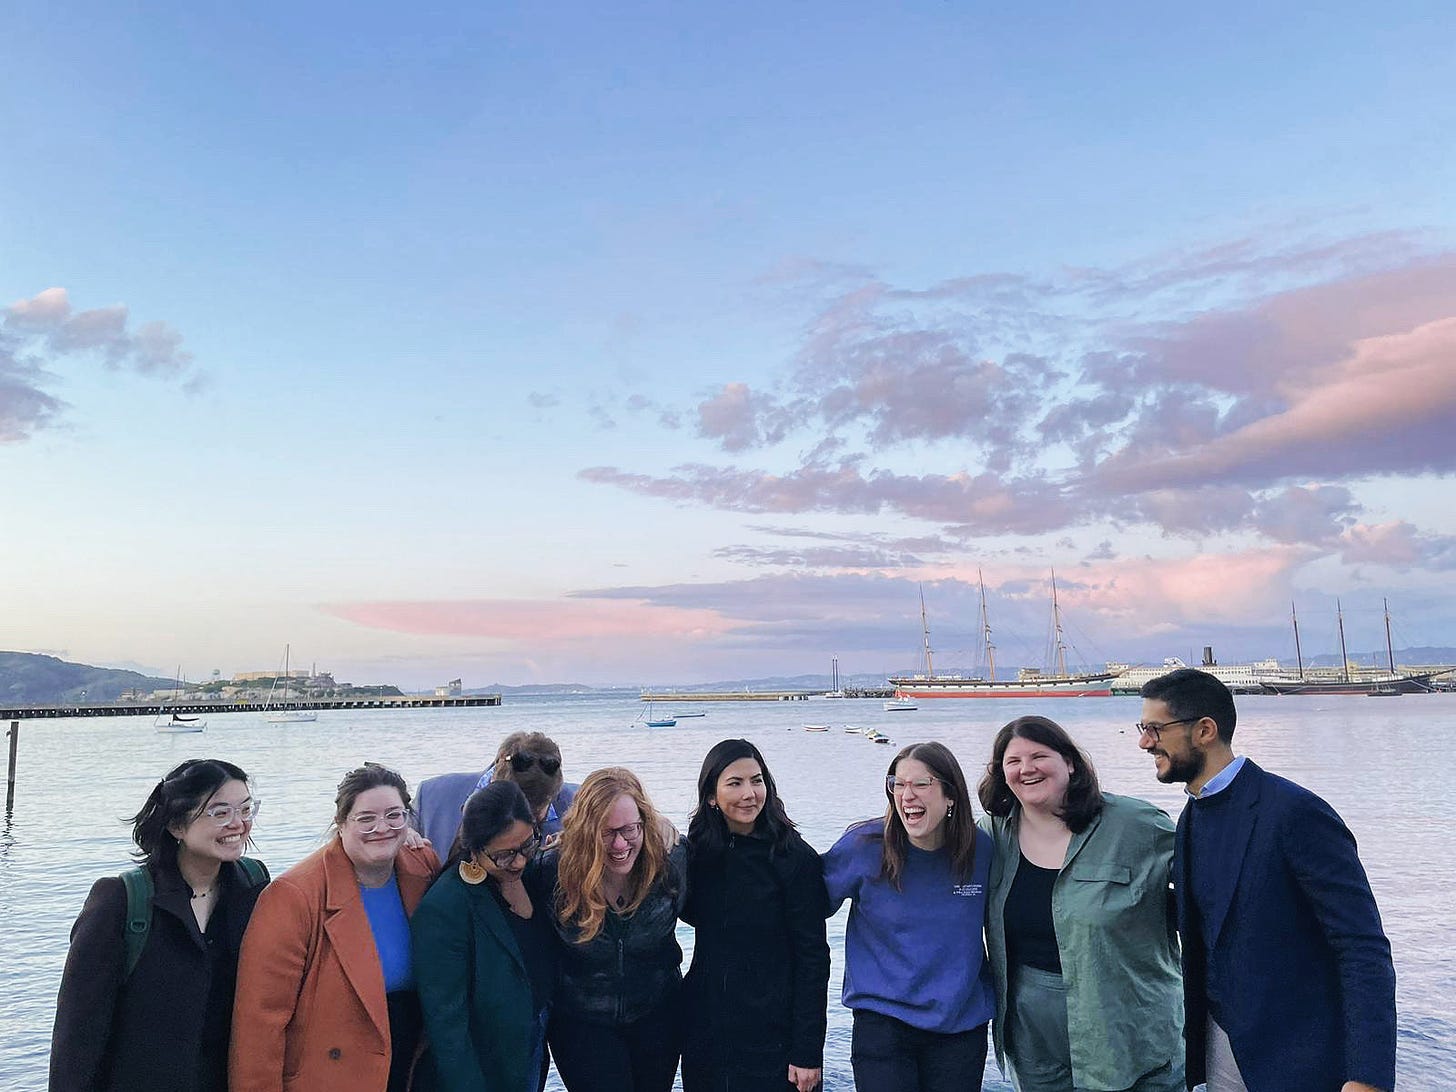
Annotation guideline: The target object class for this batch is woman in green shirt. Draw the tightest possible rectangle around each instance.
[977,715,1183,1092]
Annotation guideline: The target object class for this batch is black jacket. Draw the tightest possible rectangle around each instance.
[49,857,267,1091]
[681,831,831,1084]
[535,842,689,1026]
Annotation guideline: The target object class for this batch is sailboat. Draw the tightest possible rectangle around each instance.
[155,668,207,733]
[1258,600,1445,695]
[262,645,318,722]
[887,572,1123,698]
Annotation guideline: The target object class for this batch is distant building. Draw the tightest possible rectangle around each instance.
[435,678,463,697]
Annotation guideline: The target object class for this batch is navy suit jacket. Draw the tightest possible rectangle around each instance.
[1173,759,1396,1092]
[415,770,578,855]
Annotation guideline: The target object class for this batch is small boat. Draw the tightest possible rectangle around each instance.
[262,645,317,722]
[883,699,918,712]
[645,717,678,728]
[156,712,206,734]
[843,725,864,734]
[874,734,895,744]
[803,724,831,732]
[672,711,707,718]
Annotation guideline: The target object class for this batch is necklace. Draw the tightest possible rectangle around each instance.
[190,885,216,901]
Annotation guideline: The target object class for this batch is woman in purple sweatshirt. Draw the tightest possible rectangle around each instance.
[822,741,995,1092]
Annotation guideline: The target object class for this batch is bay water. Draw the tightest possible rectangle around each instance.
[2,693,1451,1089]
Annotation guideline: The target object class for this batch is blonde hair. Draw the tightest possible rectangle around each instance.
[555,767,669,943]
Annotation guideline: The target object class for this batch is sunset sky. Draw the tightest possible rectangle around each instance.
[4,3,1455,688]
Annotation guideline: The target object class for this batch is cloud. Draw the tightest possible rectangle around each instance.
[322,597,734,641]
[1338,521,1456,570]
[0,287,198,442]
[714,543,927,569]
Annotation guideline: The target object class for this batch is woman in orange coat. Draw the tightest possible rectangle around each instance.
[230,763,440,1092]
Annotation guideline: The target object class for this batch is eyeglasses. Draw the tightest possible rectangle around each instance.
[481,829,543,868]
[601,821,644,845]
[508,752,561,776]
[201,800,259,826]
[1135,718,1197,743]
[886,775,945,795]
[349,808,410,832]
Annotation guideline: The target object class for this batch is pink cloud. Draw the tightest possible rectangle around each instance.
[322,598,735,641]
[1339,521,1456,570]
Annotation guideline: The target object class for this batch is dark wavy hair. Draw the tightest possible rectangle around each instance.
[440,779,537,876]
[1141,667,1238,744]
[687,738,801,858]
[129,758,252,864]
[332,762,412,830]
[978,716,1104,834]
[875,741,977,889]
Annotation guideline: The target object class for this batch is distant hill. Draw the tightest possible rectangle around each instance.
[0,652,176,705]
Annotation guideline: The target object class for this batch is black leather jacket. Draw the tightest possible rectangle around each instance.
[535,841,689,1025]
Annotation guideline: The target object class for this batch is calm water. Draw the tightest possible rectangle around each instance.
[2,694,1452,1090]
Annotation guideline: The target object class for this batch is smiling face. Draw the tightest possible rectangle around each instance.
[601,793,644,878]
[479,819,538,882]
[891,757,952,850]
[1001,735,1074,815]
[711,757,765,835]
[170,778,253,866]
[338,785,409,875]
[1138,698,1206,787]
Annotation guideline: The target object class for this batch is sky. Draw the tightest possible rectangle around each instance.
[3,2,1456,688]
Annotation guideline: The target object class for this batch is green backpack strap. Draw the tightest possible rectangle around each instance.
[120,866,154,978]
[237,856,270,887]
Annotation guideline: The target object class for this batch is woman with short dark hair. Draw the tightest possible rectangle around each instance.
[681,739,830,1092]
[977,716,1183,1092]
[413,779,559,1092]
[50,758,267,1091]
[822,741,994,1092]
[231,762,439,1092]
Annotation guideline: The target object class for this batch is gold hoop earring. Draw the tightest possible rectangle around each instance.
[459,857,488,885]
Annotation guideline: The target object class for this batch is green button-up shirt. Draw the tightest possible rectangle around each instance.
[981,792,1184,1090]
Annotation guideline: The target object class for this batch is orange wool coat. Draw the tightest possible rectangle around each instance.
[229,838,439,1091]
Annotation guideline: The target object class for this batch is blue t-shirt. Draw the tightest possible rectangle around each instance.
[360,876,415,992]
[822,822,995,1034]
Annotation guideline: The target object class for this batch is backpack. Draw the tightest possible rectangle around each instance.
[120,857,270,977]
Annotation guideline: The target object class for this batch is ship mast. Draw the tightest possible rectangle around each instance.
[1051,568,1068,677]
[1336,599,1350,682]
[1291,601,1305,680]
[918,584,935,678]
[1384,598,1395,673]
[978,569,996,682]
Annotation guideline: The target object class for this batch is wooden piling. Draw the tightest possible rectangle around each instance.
[5,720,17,812]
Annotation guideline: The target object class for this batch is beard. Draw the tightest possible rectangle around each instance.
[1155,747,1205,785]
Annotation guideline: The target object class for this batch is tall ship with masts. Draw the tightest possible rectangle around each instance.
[888,572,1123,698]
[1258,599,1447,695]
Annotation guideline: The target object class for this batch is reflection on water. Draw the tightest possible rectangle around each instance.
[2,694,1452,1090]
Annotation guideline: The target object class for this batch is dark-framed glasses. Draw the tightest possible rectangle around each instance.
[601,821,644,845]
[1134,717,1197,743]
[482,828,543,868]
[202,800,259,826]
[349,808,410,833]
[508,752,561,775]
[886,775,944,795]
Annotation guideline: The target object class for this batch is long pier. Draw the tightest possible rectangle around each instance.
[642,691,815,702]
[0,694,502,720]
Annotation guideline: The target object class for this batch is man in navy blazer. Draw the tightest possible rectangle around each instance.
[1138,668,1395,1092]
[415,730,579,853]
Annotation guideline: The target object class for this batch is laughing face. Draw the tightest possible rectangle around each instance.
[711,757,766,836]
[601,793,644,878]
[890,757,952,850]
[170,778,253,866]
[1001,735,1074,814]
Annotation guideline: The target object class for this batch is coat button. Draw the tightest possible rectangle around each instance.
[329,1048,342,1060]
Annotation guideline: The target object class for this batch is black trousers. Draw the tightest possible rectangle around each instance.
[548,996,682,1092]
[850,1009,988,1092]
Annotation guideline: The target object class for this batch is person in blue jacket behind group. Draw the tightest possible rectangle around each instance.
[822,740,995,1092]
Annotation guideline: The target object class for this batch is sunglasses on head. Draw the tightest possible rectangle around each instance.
[508,752,561,776]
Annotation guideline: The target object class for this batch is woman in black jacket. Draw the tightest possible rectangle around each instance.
[49,758,268,1091]
[681,739,831,1092]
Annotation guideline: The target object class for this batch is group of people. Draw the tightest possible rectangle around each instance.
[49,668,1398,1092]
